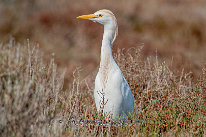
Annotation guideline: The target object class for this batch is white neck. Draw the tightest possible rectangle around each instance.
[100,24,115,68]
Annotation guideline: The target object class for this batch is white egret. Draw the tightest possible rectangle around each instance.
[77,9,136,119]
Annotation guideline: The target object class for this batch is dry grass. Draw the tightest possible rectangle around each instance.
[115,47,206,136]
[0,40,205,136]
[0,39,65,136]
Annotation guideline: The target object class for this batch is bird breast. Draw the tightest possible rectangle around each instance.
[99,56,112,88]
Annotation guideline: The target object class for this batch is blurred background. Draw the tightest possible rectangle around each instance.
[1,0,206,85]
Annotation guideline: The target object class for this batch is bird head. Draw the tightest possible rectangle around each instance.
[77,9,116,25]
[77,9,118,43]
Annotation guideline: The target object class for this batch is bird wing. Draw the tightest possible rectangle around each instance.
[110,64,135,114]
[121,74,135,114]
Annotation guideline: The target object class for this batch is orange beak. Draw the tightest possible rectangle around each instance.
[76,14,98,19]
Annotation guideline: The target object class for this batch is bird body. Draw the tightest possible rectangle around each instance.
[77,9,136,118]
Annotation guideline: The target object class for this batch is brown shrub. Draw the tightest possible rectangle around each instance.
[0,39,65,136]
[0,40,205,136]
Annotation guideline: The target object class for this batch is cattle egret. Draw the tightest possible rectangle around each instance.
[77,9,137,119]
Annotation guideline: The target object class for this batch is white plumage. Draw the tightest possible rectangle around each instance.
[77,9,136,119]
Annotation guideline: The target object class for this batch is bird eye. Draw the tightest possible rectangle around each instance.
[99,14,103,17]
